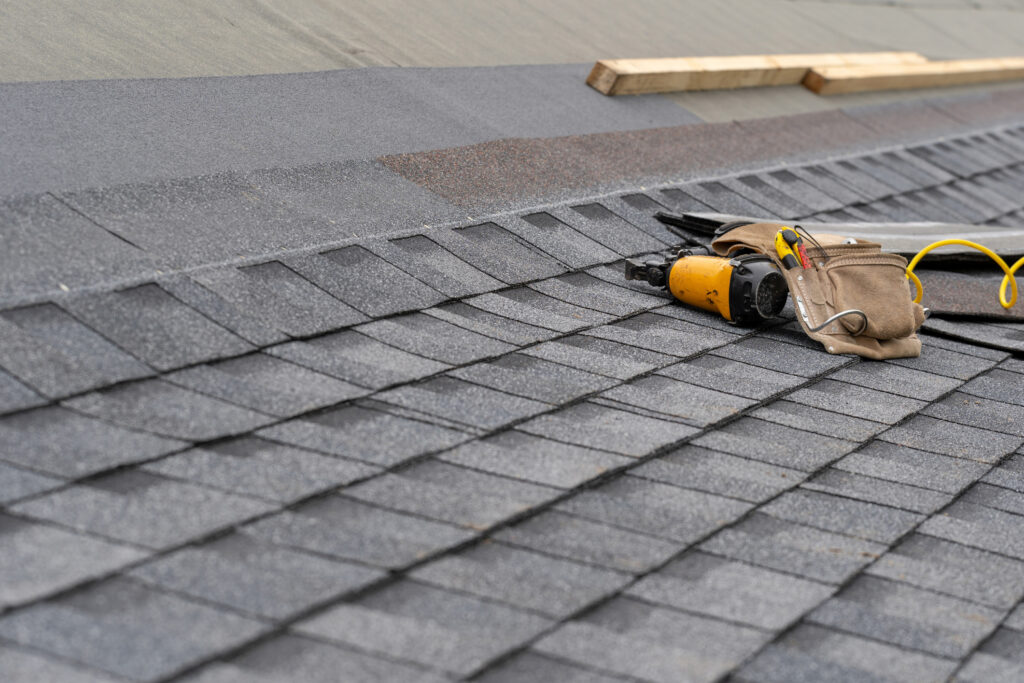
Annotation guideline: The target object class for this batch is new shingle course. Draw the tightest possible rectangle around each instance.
[676,180,773,217]
[63,379,275,441]
[143,437,378,504]
[0,513,146,610]
[494,510,678,574]
[930,385,1024,432]
[759,489,924,544]
[128,532,384,620]
[748,169,843,214]
[627,551,833,630]
[519,401,698,457]
[734,623,958,683]
[438,430,629,489]
[982,454,1024,494]
[0,577,268,682]
[190,261,368,338]
[410,542,630,619]
[0,405,184,478]
[699,513,886,585]
[257,404,468,467]
[630,445,802,504]
[295,579,553,676]
[165,353,367,418]
[243,495,472,569]
[807,575,1002,659]
[961,481,1024,517]
[533,596,771,683]
[867,533,1024,609]
[62,284,253,372]
[556,476,752,544]
[11,470,273,551]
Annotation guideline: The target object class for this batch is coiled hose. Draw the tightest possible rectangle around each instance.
[906,239,1024,309]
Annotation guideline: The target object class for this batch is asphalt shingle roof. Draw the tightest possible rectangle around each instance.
[1,69,1024,682]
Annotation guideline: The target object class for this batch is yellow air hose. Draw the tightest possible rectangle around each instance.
[905,239,1024,310]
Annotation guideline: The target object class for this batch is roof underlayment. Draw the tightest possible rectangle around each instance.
[3,3,1024,682]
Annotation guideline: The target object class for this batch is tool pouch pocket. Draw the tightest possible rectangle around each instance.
[819,249,917,340]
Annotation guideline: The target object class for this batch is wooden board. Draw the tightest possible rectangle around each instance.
[586,52,928,95]
[804,58,1024,95]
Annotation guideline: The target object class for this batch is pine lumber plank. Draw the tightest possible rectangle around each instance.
[804,57,1024,95]
[586,52,927,95]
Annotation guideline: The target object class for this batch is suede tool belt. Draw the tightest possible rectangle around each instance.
[712,222,926,359]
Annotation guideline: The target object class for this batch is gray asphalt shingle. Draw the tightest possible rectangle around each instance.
[630,446,802,503]
[801,468,951,514]
[11,470,273,550]
[692,417,857,472]
[557,476,752,543]
[833,440,989,494]
[358,312,514,365]
[494,510,679,573]
[656,355,804,401]
[0,643,120,683]
[750,400,888,442]
[143,437,378,503]
[257,404,468,467]
[921,500,1024,560]
[735,623,958,683]
[533,596,771,683]
[450,353,616,404]
[375,376,550,431]
[521,334,673,380]
[129,533,384,620]
[0,461,62,504]
[410,542,630,618]
[879,415,1023,462]
[509,214,619,269]
[425,301,560,345]
[628,551,833,630]
[181,634,449,683]
[519,401,698,457]
[438,430,629,489]
[759,489,924,543]
[432,222,567,285]
[344,460,560,530]
[62,284,253,372]
[267,330,449,390]
[164,353,367,418]
[0,406,184,478]
[787,379,926,424]
[699,513,886,584]
[807,575,1001,659]
[378,234,504,299]
[597,375,754,427]
[295,580,553,676]
[468,288,612,333]
[190,261,368,338]
[0,513,146,610]
[922,392,1024,437]
[0,577,268,682]
[0,368,46,415]
[64,379,276,441]
[244,495,472,569]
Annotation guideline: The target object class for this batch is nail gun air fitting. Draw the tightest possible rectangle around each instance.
[625,247,788,326]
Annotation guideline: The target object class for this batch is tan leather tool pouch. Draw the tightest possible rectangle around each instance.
[712,223,925,359]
